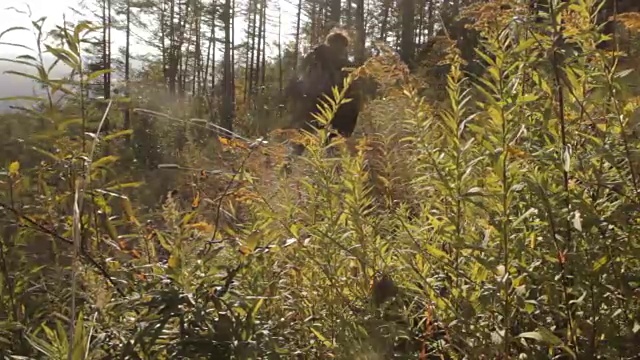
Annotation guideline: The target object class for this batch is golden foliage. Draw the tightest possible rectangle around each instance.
[616,12,640,32]
[186,221,215,233]
[462,0,524,33]
[218,136,249,150]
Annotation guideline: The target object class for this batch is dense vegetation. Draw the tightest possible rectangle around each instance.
[1,0,640,358]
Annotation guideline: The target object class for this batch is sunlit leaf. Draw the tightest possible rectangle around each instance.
[168,253,180,269]
[121,197,140,226]
[8,161,20,176]
[103,129,133,141]
[238,245,252,256]
[593,255,609,272]
[87,68,112,82]
[192,190,201,209]
[310,327,333,348]
[45,45,79,70]
[91,155,119,169]
[245,230,261,251]
[99,212,118,242]
[517,327,562,346]
[104,182,144,191]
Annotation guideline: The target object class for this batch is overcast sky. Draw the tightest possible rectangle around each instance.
[0,0,298,58]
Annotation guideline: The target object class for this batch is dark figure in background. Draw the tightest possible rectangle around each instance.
[284,30,363,156]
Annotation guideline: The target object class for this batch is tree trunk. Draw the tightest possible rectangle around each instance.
[124,0,131,145]
[400,0,415,66]
[354,0,365,64]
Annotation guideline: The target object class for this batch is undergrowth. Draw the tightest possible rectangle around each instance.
[0,0,639,359]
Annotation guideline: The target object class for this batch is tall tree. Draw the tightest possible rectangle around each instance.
[221,0,234,131]
[400,0,415,66]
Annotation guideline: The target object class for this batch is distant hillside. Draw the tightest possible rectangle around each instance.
[0,53,72,111]
[0,51,153,113]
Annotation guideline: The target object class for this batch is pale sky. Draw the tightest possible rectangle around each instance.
[0,0,79,54]
[0,0,298,59]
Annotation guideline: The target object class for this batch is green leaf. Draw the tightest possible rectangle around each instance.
[3,69,44,83]
[250,297,265,320]
[592,255,609,272]
[56,118,83,130]
[517,327,562,346]
[121,197,140,226]
[0,41,33,52]
[44,45,80,71]
[91,155,119,170]
[310,327,333,348]
[168,253,181,269]
[73,21,96,42]
[424,243,449,260]
[245,230,261,252]
[156,232,173,252]
[71,311,87,359]
[103,129,133,141]
[0,26,30,40]
[615,68,633,79]
[0,57,38,68]
[104,182,144,191]
[99,212,118,242]
[30,146,62,162]
[0,95,43,102]
[87,68,112,82]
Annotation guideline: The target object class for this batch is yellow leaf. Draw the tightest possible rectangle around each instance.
[238,245,252,256]
[506,145,527,158]
[187,222,214,233]
[245,230,261,251]
[121,198,140,226]
[8,161,20,176]
[168,253,180,269]
[192,190,201,209]
[99,212,118,242]
[91,155,119,169]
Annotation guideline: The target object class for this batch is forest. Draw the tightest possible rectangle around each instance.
[0,0,639,358]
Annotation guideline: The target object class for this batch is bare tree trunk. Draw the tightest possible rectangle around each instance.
[328,0,341,31]
[354,0,365,63]
[194,2,202,97]
[379,0,390,41]
[293,0,302,71]
[247,0,256,102]
[208,3,218,122]
[231,0,236,113]
[278,6,283,96]
[260,0,266,89]
[310,2,317,45]
[161,0,168,85]
[400,0,415,66]
[177,0,191,96]
[254,0,262,102]
[427,0,434,40]
[124,0,131,145]
[220,0,234,132]
[168,0,176,93]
